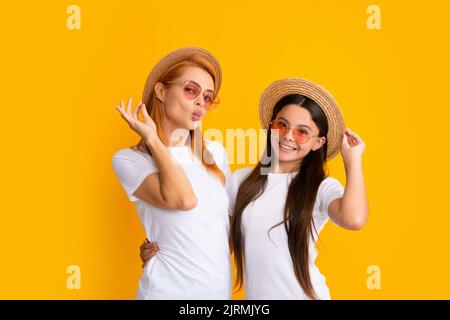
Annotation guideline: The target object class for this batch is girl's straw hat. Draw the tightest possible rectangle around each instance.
[259,78,345,160]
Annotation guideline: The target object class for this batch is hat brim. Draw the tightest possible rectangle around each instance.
[259,78,345,160]
[142,47,222,108]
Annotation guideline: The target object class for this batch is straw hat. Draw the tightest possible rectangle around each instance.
[142,47,222,108]
[259,78,345,160]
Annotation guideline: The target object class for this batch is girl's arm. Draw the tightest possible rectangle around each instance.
[115,98,197,211]
[328,128,368,230]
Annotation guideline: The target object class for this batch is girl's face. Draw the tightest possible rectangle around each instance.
[270,104,326,165]
[155,66,215,134]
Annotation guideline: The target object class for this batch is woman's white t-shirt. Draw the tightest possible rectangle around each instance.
[112,140,232,300]
[226,167,344,300]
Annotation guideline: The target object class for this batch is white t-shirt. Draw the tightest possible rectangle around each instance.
[112,140,232,299]
[226,167,344,300]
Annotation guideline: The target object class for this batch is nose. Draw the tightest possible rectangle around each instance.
[194,95,205,107]
[284,127,295,142]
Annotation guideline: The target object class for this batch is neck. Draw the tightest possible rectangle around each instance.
[272,159,301,174]
[162,123,190,147]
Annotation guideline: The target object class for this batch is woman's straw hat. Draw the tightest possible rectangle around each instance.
[142,47,222,107]
[259,78,345,160]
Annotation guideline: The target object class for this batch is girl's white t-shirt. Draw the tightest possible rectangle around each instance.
[226,167,344,300]
[112,140,232,300]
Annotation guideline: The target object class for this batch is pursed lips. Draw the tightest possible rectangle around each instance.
[192,111,203,120]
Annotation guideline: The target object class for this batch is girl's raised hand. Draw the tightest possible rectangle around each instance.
[115,97,158,144]
[340,128,366,163]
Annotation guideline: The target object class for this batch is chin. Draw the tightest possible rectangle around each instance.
[278,154,302,163]
[185,118,203,130]
[272,150,296,163]
[192,120,202,130]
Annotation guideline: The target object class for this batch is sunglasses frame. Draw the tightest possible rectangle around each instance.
[163,80,220,109]
[269,119,320,145]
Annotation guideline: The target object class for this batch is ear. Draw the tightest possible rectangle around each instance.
[154,82,165,102]
[312,136,326,151]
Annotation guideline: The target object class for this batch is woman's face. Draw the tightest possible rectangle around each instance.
[270,104,326,165]
[156,66,215,134]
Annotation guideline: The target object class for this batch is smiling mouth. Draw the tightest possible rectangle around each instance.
[279,142,298,152]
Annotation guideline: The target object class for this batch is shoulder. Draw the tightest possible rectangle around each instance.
[226,167,254,199]
[232,167,254,185]
[319,176,343,190]
[317,176,345,210]
[112,147,154,167]
[205,139,226,156]
[113,146,149,159]
[204,140,230,173]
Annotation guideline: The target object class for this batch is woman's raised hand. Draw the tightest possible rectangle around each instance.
[115,97,158,144]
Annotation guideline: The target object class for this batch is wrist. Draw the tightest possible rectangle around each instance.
[145,135,160,150]
[343,154,363,169]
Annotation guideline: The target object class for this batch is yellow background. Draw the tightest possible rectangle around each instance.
[1,0,449,299]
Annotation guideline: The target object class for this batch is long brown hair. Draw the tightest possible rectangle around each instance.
[136,55,225,184]
[230,94,329,299]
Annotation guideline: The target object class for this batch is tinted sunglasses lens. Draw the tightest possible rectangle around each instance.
[203,92,215,107]
[293,129,309,144]
[183,82,201,99]
[270,121,287,135]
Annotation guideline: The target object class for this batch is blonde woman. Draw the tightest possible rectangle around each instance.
[112,48,232,299]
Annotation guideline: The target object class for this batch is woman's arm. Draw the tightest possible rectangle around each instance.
[328,128,368,230]
[133,137,197,210]
[115,98,197,210]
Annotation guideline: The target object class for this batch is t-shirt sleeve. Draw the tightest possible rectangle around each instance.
[208,140,235,216]
[112,149,159,202]
[225,168,253,217]
[209,140,232,183]
[318,177,345,216]
[225,172,237,216]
